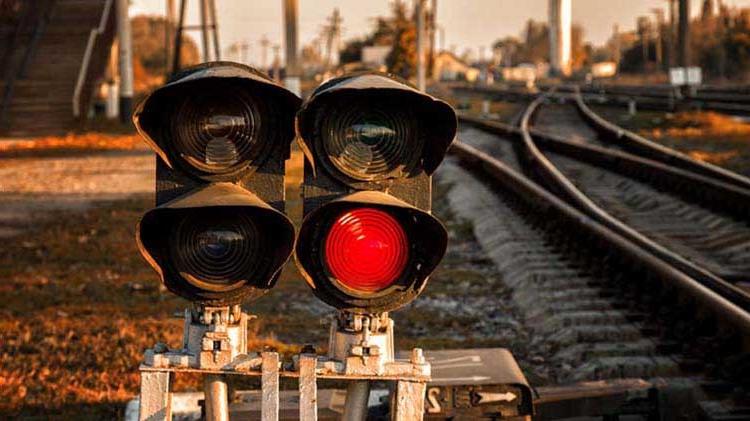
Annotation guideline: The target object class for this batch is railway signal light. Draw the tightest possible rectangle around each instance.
[295,73,457,313]
[134,62,301,305]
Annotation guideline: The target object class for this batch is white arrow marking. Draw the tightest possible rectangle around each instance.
[431,376,491,383]
[477,391,517,404]
[430,355,481,365]
[432,362,484,370]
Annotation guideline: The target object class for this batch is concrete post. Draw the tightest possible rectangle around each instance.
[116,0,134,123]
[203,375,229,421]
[548,0,571,77]
[416,0,426,91]
[282,0,300,96]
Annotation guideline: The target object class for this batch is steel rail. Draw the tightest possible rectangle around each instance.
[448,138,750,335]
[516,95,750,313]
[459,112,750,221]
[572,87,750,191]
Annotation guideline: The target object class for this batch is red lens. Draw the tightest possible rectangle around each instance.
[324,208,409,293]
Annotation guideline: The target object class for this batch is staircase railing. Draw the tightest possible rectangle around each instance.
[72,0,116,121]
[0,0,56,132]
[0,0,30,77]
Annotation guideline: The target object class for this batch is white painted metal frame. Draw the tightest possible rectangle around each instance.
[72,0,114,117]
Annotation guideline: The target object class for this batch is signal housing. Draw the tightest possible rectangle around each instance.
[134,62,301,305]
[295,73,457,313]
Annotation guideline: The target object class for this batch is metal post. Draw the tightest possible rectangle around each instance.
[342,381,370,421]
[138,371,172,421]
[667,0,676,69]
[612,24,621,65]
[116,0,134,123]
[678,0,690,67]
[208,0,220,60]
[165,0,175,77]
[171,0,186,75]
[199,0,210,61]
[261,352,280,421]
[298,354,318,421]
[260,35,270,70]
[429,0,437,77]
[416,0,426,91]
[548,0,571,77]
[652,8,664,69]
[106,43,119,119]
[628,99,637,116]
[282,0,300,96]
[392,381,427,421]
[203,374,229,421]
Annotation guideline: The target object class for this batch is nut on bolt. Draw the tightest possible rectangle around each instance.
[411,348,425,365]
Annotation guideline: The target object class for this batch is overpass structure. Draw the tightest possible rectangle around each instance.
[0,0,118,137]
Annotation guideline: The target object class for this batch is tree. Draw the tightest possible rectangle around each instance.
[385,1,417,78]
[340,38,367,64]
[131,15,200,78]
[571,24,589,70]
[493,36,523,66]
[338,12,397,65]
[518,19,549,63]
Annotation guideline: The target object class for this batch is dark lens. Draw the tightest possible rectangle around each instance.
[171,211,261,288]
[197,229,242,258]
[170,84,263,176]
[321,101,422,181]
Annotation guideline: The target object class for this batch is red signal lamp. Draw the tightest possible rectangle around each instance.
[324,208,409,294]
[295,191,447,313]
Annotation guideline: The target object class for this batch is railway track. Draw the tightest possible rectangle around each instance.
[449,82,750,116]
[443,98,750,419]
[522,95,750,306]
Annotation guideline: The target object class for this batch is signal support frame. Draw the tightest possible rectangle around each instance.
[137,306,430,421]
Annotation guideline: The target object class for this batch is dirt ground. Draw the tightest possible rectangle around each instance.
[591,106,750,177]
[0,133,530,419]
[4,108,745,417]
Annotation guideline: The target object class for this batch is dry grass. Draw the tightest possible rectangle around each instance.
[643,111,750,139]
[592,106,750,176]
[0,138,518,418]
[0,133,145,159]
[0,146,308,419]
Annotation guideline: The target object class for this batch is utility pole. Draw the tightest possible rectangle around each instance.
[272,44,281,83]
[652,8,665,70]
[165,0,175,77]
[429,0,437,77]
[199,0,210,61]
[323,8,342,72]
[240,41,250,65]
[416,0,426,91]
[667,0,676,69]
[612,24,621,65]
[678,0,690,67]
[208,0,220,61]
[260,35,270,70]
[171,0,220,74]
[116,0,134,123]
[282,0,300,96]
[637,16,650,73]
[438,25,445,53]
[548,0,572,77]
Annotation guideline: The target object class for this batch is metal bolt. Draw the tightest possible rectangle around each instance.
[411,348,425,365]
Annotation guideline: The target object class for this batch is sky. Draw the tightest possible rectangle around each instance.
[130,0,750,64]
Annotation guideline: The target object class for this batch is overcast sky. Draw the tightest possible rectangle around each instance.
[131,0,750,64]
